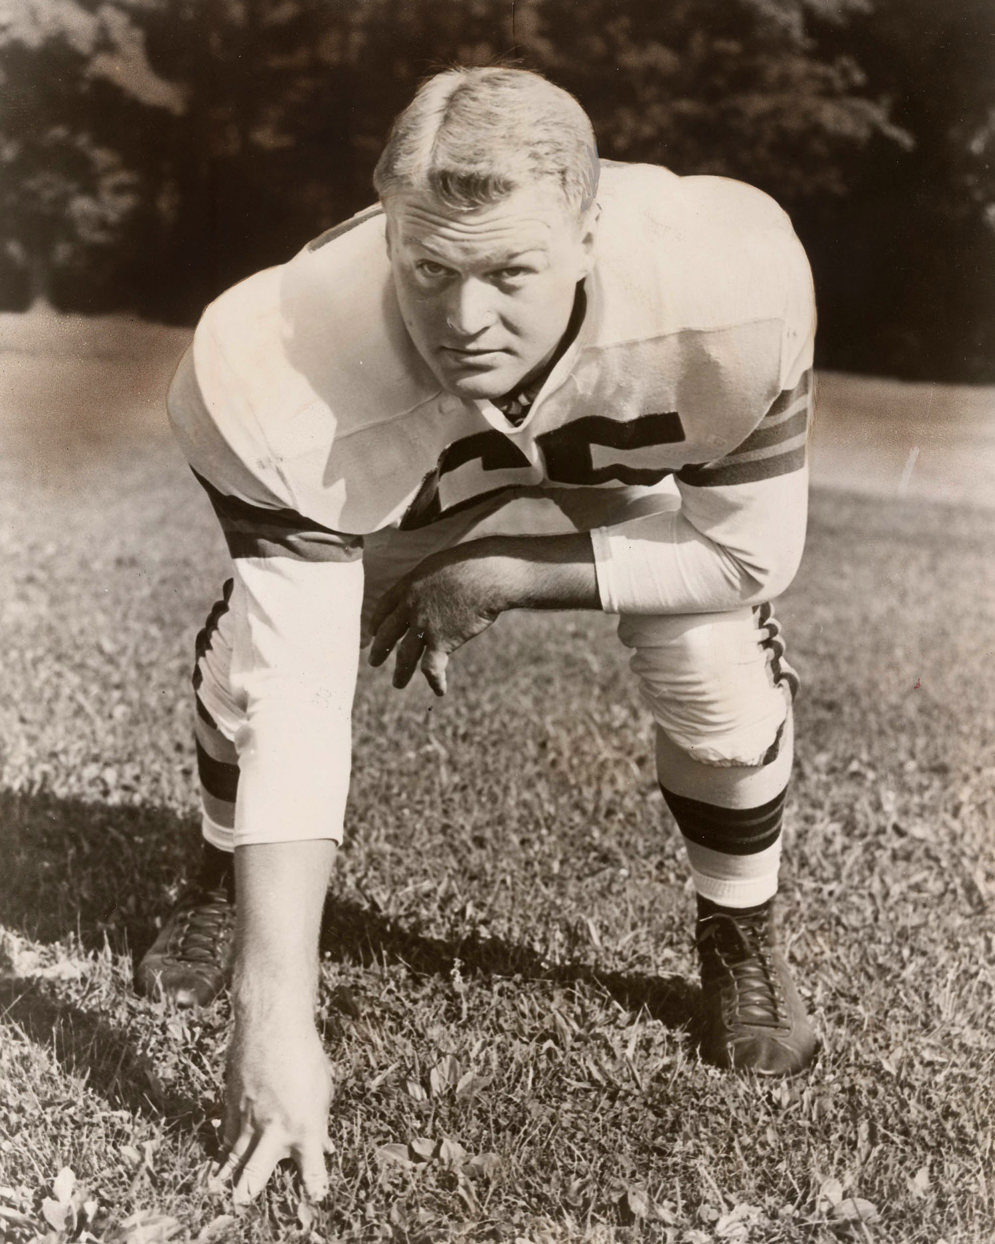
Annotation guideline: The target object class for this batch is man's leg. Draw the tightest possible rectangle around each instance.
[135,496,532,1007]
[619,604,819,1076]
[135,581,241,1006]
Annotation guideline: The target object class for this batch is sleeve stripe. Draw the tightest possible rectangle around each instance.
[717,427,809,468]
[680,444,807,488]
[767,370,813,416]
[763,392,810,428]
[193,471,363,563]
[728,409,808,457]
[677,370,812,488]
[201,787,236,831]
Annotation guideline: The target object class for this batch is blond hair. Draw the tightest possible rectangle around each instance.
[374,67,599,217]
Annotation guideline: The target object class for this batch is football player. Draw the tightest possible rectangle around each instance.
[137,67,819,1202]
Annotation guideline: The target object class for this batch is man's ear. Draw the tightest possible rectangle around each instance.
[577,203,601,278]
[384,215,394,260]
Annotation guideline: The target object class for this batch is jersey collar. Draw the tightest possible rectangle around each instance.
[478,282,590,433]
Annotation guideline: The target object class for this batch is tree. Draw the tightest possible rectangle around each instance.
[0,0,182,309]
[800,0,995,378]
[136,0,516,317]
[521,0,911,204]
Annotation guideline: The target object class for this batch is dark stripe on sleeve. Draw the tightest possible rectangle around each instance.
[766,371,813,417]
[679,444,807,488]
[193,471,363,563]
[195,692,219,730]
[678,370,812,488]
[196,737,240,803]
[732,408,809,456]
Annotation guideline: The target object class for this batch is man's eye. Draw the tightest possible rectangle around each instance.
[494,266,530,281]
[416,261,450,278]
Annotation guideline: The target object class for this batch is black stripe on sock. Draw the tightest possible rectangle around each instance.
[661,785,786,856]
[195,693,219,731]
[192,579,234,689]
[196,737,240,804]
[753,601,800,707]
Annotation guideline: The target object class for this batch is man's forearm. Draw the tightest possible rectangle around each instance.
[367,532,601,696]
[472,532,600,612]
[221,840,338,1205]
[233,840,338,1023]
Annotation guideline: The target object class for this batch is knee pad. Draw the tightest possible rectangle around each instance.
[618,606,795,767]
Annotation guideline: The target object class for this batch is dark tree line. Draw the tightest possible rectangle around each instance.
[1,0,993,381]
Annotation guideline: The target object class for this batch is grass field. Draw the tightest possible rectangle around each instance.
[1,318,993,1243]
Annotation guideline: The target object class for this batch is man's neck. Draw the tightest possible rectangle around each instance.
[494,282,588,425]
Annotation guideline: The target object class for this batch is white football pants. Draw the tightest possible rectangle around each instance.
[196,483,796,906]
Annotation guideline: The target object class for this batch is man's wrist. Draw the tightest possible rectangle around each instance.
[231,839,336,1026]
[468,533,599,612]
[469,537,532,612]
[232,957,318,1027]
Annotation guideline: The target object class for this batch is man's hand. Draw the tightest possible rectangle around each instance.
[368,534,599,695]
[368,545,508,695]
[214,1015,334,1206]
[214,840,339,1205]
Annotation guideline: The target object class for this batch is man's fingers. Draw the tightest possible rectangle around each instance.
[368,582,403,636]
[211,1127,254,1189]
[294,1137,330,1202]
[420,646,449,697]
[232,1130,290,1206]
[368,607,409,667]
[222,1096,245,1151]
[212,1125,332,1204]
[391,628,425,688]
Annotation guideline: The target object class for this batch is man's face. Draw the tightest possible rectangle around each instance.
[386,182,597,401]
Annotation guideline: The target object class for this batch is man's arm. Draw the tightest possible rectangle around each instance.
[369,371,813,691]
[368,532,598,694]
[170,340,365,1202]
[592,370,813,616]
[207,552,361,1202]
[216,840,337,1205]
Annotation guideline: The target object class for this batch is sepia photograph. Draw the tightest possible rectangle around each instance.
[1,1,993,1240]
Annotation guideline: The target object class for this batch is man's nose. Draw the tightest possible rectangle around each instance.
[444,277,496,337]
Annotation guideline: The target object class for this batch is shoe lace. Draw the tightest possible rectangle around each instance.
[164,887,233,964]
[696,910,787,1029]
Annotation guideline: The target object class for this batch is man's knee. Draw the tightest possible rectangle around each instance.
[618,607,794,768]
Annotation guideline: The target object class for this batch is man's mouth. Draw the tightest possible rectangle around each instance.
[439,346,506,368]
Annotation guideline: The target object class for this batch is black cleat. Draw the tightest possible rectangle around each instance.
[135,883,235,1008]
[695,898,819,1077]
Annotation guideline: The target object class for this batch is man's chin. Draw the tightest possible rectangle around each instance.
[439,370,522,402]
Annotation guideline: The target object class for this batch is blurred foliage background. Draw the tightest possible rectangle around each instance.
[1,0,993,381]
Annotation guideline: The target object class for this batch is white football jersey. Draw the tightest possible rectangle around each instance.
[170,162,813,560]
[171,161,816,848]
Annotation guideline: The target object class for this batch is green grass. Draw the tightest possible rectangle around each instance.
[1,329,993,1242]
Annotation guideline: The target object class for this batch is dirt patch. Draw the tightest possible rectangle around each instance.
[3,314,992,508]
[811,371,995,509]
[0,313,191,469]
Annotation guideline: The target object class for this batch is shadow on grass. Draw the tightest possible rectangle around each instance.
[0,790,219,1134]
[319,896,698,1032]
[0,787,200,955]
[1,787,695,1073]
[0,788,697,1172]
[0,977,213,1136]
